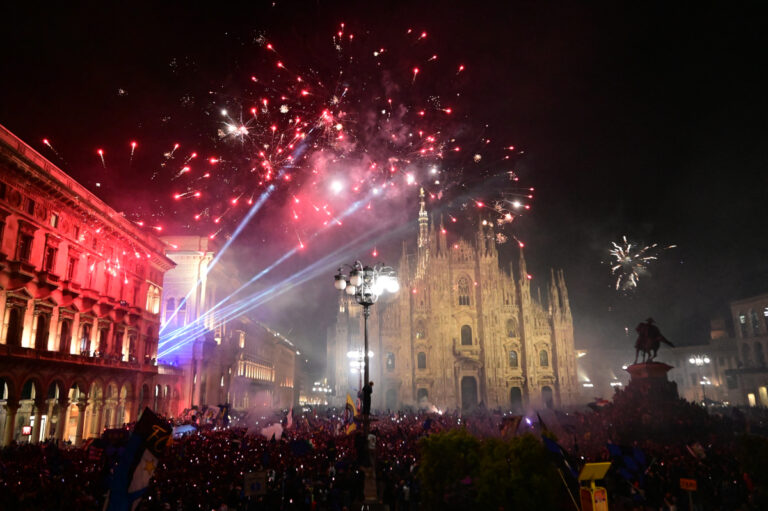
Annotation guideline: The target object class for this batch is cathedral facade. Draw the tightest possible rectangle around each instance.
[328,191,579,412]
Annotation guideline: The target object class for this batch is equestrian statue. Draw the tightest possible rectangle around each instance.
[634,318,674,364]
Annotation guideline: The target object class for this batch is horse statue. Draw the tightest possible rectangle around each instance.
[634,318,674,364]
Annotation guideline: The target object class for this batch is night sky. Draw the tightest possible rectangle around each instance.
[2,2,767,367]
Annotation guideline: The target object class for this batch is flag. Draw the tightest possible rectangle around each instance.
[537,412,548,433]
[607,443,648,488]
[344,394,358,435]
[542,436,579,480]
[105,408,172,511]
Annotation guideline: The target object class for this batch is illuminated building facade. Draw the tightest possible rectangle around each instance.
[328,191,579,411]
[0,124,176,446]
[666,294,768,406]
[159,237,298,412]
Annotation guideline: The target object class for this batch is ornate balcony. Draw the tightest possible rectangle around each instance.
[0,343,155,373]
[35,270,60,297]
[6,260,36,288]
[453,338,481,360]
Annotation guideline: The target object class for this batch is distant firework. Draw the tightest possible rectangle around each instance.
[609,236,676,291]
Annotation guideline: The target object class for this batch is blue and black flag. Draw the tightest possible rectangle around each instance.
[542,436,579,480]
[607,443,648,487]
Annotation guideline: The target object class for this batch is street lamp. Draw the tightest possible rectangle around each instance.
[688,354,711,402]
[334,261,398,433]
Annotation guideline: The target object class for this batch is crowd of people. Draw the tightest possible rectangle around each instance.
[1,387,768,510]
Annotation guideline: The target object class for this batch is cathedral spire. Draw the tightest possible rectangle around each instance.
[416,187,429,278]
[418,187,428,248]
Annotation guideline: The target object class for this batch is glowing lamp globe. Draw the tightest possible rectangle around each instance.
[334,275,347,290]
[349,270,362,287]
[385,276,400,293]
[345,285,357,295]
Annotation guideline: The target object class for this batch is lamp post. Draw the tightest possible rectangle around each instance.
[334,261,398,433]
[689,355,711,402]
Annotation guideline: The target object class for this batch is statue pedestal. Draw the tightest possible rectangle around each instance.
[625,362,678,400]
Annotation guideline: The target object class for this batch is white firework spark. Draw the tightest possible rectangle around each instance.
[609,236,676,291]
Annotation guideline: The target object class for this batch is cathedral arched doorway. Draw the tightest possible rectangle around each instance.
[461,376,478,411]
[385,388,397,411]
[417,388,429,404]
[541,386,554,409]
[509,387,523,413]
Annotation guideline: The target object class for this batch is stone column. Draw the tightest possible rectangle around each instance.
[54,397,70,443]
[116,398,126,427]
[2,400,20,446]
[74,400,88,447]
[126,398,138,424]
[88,403,102,437]
[95,402,106,434]
[30,399,45,444]
[42,399,55,440]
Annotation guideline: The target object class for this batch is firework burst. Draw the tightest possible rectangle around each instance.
[609,236,676,291]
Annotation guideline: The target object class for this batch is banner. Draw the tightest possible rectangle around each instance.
[105,407,172,511]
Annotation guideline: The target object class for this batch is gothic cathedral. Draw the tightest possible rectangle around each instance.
[327,190,579,412]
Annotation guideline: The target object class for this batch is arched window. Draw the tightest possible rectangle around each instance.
[165,297,175,323]
[764,306,768,333]
[739,312,748,338]
[751,310,761,335]
[417,352,427,369]
[539,349,549,367]
[146,286,161,314]
[176,299,187,328]
[508,350,519,368]
[415,320,426,340]
[386,352,395,371]
[506,318,517,337]
[461,325,472,346]
[458,277,471,306]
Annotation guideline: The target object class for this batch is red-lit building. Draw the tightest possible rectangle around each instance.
[0,124,177,446]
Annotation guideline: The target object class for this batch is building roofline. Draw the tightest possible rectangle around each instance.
[0,123,175,269]
[730,293,768,307]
